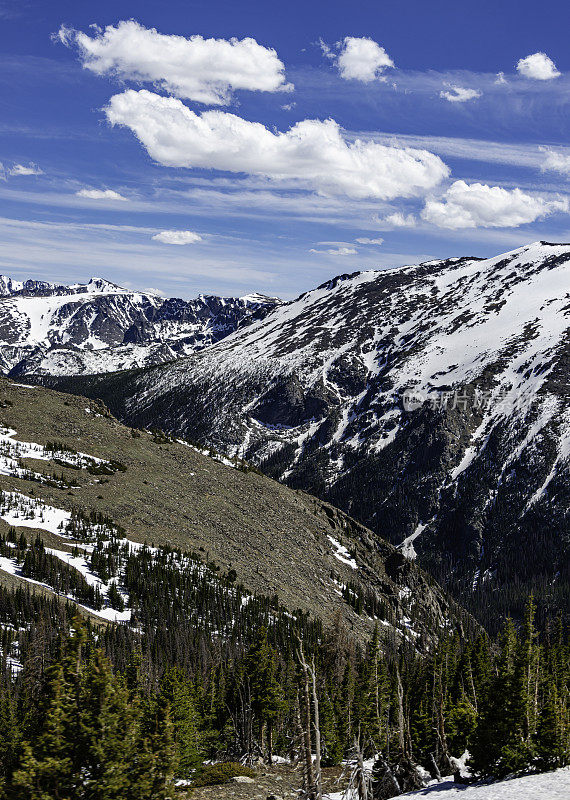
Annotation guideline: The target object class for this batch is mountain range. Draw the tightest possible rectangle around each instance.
[0,275,280,376]
[3,241,569,628]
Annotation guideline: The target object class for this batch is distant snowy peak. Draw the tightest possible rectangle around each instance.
[240,291,282,305]
[0,276,24,296]
[0,275,281,376]
[0,275,129,298]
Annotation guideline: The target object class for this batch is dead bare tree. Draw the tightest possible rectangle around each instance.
[297,642,322,800]
[309,656,322,800]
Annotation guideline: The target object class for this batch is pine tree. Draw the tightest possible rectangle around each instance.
[10,663,75,799]
[355,625,387,754]
[470,619,530,777]
[0,685,20,784]
[159,668,203,777]
[319,681,343,766]
[533,681,567,770]
[245,627,284,762]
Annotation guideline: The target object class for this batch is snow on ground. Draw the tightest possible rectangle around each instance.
[0,425,136,621]
[0,491,71,534]
[0,425,110,476]
[327,535,358,569]
[399,523,426,559]
[325,767,570,800]
[401,767,570,799]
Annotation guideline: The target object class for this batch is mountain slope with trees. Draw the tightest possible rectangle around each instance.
[0,378,471,647]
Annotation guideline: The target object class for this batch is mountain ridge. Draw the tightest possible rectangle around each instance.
[32,241,570,628]
[0,275,281,376]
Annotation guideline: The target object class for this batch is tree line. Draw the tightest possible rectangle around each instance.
[0,585,567,799]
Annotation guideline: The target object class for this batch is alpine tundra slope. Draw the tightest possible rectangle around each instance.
[23,242,570,627]
[0,378,474,646]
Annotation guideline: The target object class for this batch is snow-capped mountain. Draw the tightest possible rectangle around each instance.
[0,276,281,375]
[42,242,570,626]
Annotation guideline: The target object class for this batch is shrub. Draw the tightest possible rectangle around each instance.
[191,762,255,787]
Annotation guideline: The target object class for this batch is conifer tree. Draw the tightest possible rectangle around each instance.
[471,619,530,777]
[10,663,75,799]
[245,627,284,762]
[159,668,203,777]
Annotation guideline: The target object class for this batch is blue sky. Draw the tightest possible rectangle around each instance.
[0,0,568,299]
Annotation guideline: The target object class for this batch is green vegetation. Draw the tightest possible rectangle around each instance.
[191,763,255,787]
[0,588,567,797]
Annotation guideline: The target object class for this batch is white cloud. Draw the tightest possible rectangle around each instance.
[422,180,569,229]
[58,20,292,106]
[310,246,357,255]
[516,52,560,80]
[152,230,203,245]
[337,36,394,82]
[318,38,334,60]
[105,90,449,201]
[9,163,43,176]
[377,212,417,228]
[355,236,384,245]
[495,71,508,85]
[439,85,482,103]
[541,148,570,177]
[76,189,128,201]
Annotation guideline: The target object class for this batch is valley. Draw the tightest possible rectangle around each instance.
[27,242,570,630]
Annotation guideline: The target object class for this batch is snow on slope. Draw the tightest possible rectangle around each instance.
[128,241,570,468]
[400,768,570,799]
[102,242,569,612]
[325,767,570,800]
[0,275,281,375]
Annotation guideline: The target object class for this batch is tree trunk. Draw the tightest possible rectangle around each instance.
[310,658,322,800]
[298,645,318,799]
[395,668,405,756]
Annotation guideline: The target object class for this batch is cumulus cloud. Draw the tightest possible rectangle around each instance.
[495,71,508,85]
[439,85,482,103]
[355,236,384,245]
[9,163,43,176]
[541,148,570,177]
[422,180,569,229]
[105,90,449,201]
[76,188,128,201]
[58,20,292,105]
[516,52,560,80]
[152,230,203,245]
[337,36,394,82]
[310,246,357,256]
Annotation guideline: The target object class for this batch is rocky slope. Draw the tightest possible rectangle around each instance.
[40,242,570,627]
[0,378,473,646]
[0,276,280,375]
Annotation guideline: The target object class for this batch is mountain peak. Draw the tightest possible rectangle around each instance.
[86,277,126,293]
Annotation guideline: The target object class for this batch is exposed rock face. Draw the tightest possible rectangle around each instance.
[0,277,281,375]
[38,242,570,626]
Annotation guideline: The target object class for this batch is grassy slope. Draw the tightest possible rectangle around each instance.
[0,379,471,643]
